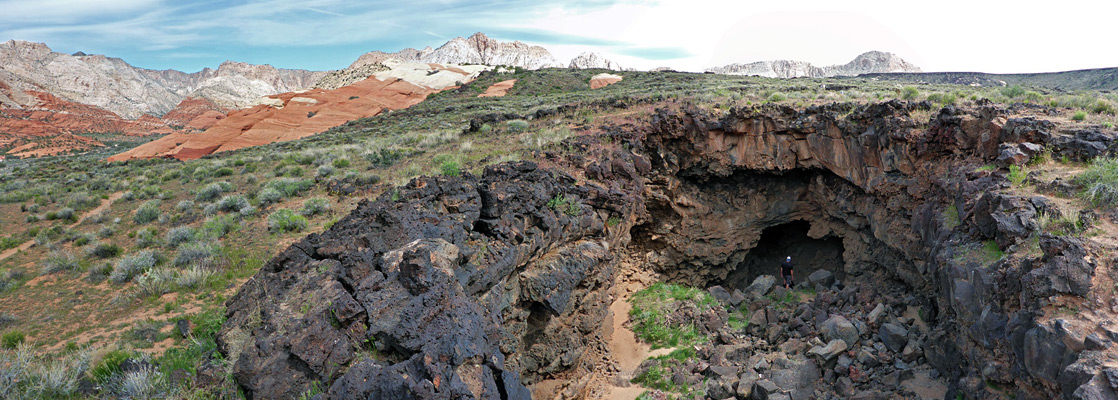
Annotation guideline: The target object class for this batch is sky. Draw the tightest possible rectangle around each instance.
[2,0,1116,74]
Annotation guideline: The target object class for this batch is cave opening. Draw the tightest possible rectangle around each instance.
[722,220,846,290]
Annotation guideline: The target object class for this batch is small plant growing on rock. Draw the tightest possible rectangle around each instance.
[1007,165,1027,187]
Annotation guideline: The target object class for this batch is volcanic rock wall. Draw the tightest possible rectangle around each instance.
[218,100,1118,399]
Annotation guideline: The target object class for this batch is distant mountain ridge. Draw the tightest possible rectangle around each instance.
[0,40,326,119]
[348,32,563,71]
[706,51,921,78]
[856,67,1118,91]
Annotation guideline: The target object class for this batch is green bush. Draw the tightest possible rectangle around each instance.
[767,92,787,102]
[201,215,238,239]
[263,178,314,198]
[165,226,196,248]
[213,167,235,177]
[901,86,919,100]
[1076,157,1118,206]
[174,242,219,267]
[1001,85,1026,99]
[439,159,460,176]
[1,330,25,348]
[1008,165,1027,186]
[86,242,123,259]
[332,158,350,168]
[268,209,307,233]
[506,119,530,133]
[41,250,80,274]
[91,349,132,383]
[299,197,330,217]
[195,182,232,202]
[1072,111,1087,121]
[216,195,249,212]
[111,250,157,284]
[133,200,162,224]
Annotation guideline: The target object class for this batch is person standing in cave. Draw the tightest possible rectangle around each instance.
[781,256,795,288]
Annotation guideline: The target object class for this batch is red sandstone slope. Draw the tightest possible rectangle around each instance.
[108,76,435,161]
[478,79,516,97]
[161,97,229,131]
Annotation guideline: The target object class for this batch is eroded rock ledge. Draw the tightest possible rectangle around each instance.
[218,100,1118,399]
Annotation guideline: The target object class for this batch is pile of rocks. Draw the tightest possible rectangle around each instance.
[633,273,949,400]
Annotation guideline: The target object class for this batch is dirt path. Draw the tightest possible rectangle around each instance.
[0,192,122,263]
[602,263,672,400]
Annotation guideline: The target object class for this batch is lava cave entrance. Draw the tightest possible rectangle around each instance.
[724,220,845,289]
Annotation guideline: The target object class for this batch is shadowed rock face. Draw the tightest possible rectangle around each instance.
[219,101,1118,399]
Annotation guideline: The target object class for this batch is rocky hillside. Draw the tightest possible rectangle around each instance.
[0,40,325,119]
[214,96,1118,399]
[569,52,623,70]
[707,51,921,78]
[348,32,562,71]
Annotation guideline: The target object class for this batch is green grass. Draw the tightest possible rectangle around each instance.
[1008,165,1027,186]
[943,204,960,229]
[1072,111,1087,121]
[628,283,717,349]
[631,348,703,396]
[1076,157,1118,206]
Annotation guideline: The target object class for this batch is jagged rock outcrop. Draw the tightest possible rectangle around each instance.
[0,40,325,119]
[314,64,391,90]
[706,51,921,78]
[218,100,1117,399]
[348,33,562,71]
[589,73,622,89]
[568,52,622,71]
[218,160,645,398]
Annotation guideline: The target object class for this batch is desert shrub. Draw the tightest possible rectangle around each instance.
[521,127,572,149]
[1024,91,1044,103]
[1001,85,1026,99]
[216,195,249,212]
[213,167,235,177]
[767,92,787,102]
[174,242,219,267]
[299,197,330,217]
[927,92,957,105]
[264,178,314,198]
[98,225,115,239]
[90,349,132,383]
[1008,165,1027,186]
[117,364,164,399]
[901,86,919,100]
[332,158,350,168]
[363,147,409,167]
[506,119,529,133]
[110,250,157,284]
[86,242,123,259]
[200,215,238,239]
[268,209,307,233]
[41,250,80,274]
[133,201,161,224]
[135,268,176,297]
[1072,111,1087,121]
[1,330,26,349]
[256,187,283,206]
[1077,157,1118,206]
[87,262,113,282]
[195,182,233,202]
[134,226,160,248]
[175,200,194,213]
[316,165,335,178]
[176,266,214,289]
[164,226,196,248]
